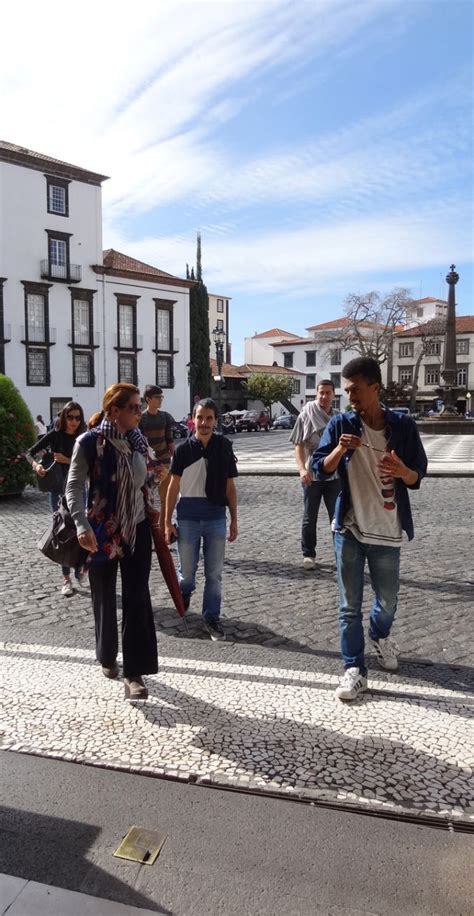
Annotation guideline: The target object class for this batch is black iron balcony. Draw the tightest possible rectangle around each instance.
[40,260,82,283]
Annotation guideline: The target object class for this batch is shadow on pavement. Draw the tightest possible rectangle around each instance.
[0,807,170,914]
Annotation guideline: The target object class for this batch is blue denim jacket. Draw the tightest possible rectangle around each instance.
[311,406,428,541]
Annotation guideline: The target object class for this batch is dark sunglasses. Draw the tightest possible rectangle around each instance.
[126,404,142,414]
[67,414,81,421]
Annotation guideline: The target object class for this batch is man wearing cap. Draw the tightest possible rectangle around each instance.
[139,385,175,522]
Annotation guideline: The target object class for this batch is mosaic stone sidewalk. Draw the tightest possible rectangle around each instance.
[1,632,472,824]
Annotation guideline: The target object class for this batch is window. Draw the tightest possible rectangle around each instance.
[0,279,6,374]
[305,351,316,367]
[46,176,69,216]
[22,281,52,385]
[154,298,176,388]
[217,298,224,313]
[399,342,414,358]
[425,365,440,385]
[330,372,341,389]
[425,340,441,356]
[73,352,92,386]
[330,348,342,366]
[457,366,468,387]
[27,348,48,385]
[156,308,170,350]
[73,299,91,346]
[417,307,424,318]
[45,230,72,281]
[119,303,134,347]
[50,397,72,421]
[457,339,470,355]
[118,354,136,384]
[216,319,224,331]
[333,395,341,410]
[157,357,172,387]
[306,373,316,390]
[399,366,413,385]
[292,380,301,395]
[27,293,46,342]
[283,352,294,368]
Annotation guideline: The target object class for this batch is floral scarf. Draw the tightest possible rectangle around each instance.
[84,419,153,562]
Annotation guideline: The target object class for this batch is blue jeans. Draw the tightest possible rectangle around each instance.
[334,530,400,675]
[177,516,227,622]
[301,479,341,558]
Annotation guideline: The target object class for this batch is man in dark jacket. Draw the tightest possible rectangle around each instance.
[313,357,427,701]
[164,399,238,641]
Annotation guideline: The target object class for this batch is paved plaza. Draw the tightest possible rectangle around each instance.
[1,468,473,828]
[233,429,474,475]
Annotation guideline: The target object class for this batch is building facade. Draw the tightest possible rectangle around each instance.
[0,142,193,422]
[208,292,232,364]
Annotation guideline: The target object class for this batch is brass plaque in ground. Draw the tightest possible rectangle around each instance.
[113,826,167,865]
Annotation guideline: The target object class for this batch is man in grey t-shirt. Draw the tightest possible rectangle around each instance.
[290,379,340,571]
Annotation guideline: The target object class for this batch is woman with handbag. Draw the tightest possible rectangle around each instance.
[28,401,87,596]
[65,383,159,700]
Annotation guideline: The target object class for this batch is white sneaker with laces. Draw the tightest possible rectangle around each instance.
[303,557,316,571]
[335,667,368,701]
[370,635,398,671]
[61,578,74,597]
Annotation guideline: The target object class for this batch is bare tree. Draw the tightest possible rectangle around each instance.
[405,318,445,411]
[320,288,412,369]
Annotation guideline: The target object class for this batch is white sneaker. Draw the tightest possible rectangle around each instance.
[61,579,74,597]
[303,557,316,571]
[370,635,398,671]
[335,667,368,701]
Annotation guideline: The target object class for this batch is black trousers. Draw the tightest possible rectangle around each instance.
[88,520,158,678]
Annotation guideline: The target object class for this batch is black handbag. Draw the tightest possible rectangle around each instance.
[37,495,87,568]
[37,457,65,494]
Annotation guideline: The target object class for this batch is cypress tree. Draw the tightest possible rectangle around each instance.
[0,375,36,495]
[189,234,211,399]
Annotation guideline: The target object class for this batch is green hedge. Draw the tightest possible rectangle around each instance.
[0,375,36,495]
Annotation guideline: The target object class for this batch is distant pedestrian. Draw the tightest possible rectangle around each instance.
[35,415,47,438]
[313,358,427,701]
[28,402,87,596]
[66,383,158,700]
[139,385,175,525]
[186,413,194,434]
[164,398,238,641]
[290,380,340,571]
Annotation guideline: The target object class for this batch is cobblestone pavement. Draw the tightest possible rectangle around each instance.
[1,479,473,821]
[1,630,473,821]
[233,429,474,475]
[1,479,473,668]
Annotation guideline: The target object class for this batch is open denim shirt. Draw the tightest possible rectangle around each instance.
[311,406,428,541]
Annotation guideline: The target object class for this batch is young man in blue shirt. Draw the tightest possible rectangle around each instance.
[164,398,238,641]
[313,357,427,701]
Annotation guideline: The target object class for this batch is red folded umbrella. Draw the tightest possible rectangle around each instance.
[147,510,186,619]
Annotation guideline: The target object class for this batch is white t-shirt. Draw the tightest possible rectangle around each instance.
[343,420,402,547]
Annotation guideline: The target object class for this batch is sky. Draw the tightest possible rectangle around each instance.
[2,0,473,363]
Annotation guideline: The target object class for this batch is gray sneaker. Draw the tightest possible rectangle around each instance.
[204,620,226,641]
[370,635,398,671]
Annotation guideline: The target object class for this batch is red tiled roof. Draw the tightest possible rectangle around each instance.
[410,297,448,305]
[306,318,382,331]
[210,359,243,378]
[238,363,302,377]
[94,249,193,288]
[253,328,301,339]
[273,337,315,347]
[396,315,474,337]
[0,140,109,185]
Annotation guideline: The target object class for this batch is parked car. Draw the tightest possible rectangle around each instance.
[235,410,271,432]
[272,414,296,429]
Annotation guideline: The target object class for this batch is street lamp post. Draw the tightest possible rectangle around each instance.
[212,326,226,432]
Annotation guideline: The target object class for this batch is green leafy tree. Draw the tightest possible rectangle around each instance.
[243,373,295,416]
[0,375,36,495]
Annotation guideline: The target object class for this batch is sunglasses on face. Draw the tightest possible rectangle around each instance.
[67,414,81,421]
[125,404,142,414]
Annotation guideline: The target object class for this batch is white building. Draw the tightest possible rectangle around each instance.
[0,141,193,422]
[208,292,232,363]
[393,315,474,413]
[404,296,448,328]
[246,320,388,410]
